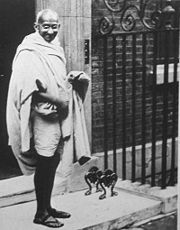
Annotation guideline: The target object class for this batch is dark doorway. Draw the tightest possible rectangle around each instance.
[0,0,35,179]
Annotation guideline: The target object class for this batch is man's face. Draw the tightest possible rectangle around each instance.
[37,15,60,43]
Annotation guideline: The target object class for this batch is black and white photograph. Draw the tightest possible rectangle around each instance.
[0,0,179,229]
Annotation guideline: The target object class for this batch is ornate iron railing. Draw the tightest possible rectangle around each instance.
[94,0,179,188]
[99,0,176,34]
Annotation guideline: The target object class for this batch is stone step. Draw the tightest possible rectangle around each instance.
[115,179,178,214]
[0,156,99,208]
[0,188,162,230]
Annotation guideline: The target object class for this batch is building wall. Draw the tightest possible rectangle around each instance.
[91,0,179,153]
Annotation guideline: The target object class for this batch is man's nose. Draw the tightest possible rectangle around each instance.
[47,27,54,34]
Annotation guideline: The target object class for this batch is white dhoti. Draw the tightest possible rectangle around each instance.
[32,111,61,157]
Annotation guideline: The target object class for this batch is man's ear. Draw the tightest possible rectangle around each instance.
[34,23,38,31]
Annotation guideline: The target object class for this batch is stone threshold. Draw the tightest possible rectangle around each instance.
[0,174,66,208]
[0,188,162,230]
[115,179,178,214]
[0,176,177,229]
[0,156,177,217]
[0,156,99,208]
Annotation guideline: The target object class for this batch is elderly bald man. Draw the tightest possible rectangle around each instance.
[7,9,71,228]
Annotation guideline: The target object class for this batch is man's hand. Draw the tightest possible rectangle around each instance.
[36,88,69,119]
[35,79,68,106]
[67,71,83,85]
[37,88,69,107]
[34,79,69,120]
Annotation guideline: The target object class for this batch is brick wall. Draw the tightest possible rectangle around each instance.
[91,0,179,153]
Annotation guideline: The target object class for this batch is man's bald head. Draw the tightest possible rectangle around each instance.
[35,9,60,43]
[36,9,59,24]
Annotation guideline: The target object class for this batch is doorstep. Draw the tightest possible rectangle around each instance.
[0,156,99,208]
[0,187,162,230]
[0,174,68,208]
[0,156,177,229]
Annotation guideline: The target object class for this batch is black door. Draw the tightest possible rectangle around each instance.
[0,0,35,179]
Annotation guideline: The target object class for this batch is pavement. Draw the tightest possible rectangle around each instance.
[122,212,177,230]
[137,212,177,230]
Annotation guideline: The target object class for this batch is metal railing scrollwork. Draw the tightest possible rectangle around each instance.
[99,0,176,34]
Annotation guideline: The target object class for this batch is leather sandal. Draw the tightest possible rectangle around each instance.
[48,208,71,219]
[33,214,64,228]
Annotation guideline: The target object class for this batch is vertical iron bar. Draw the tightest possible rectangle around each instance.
[131,33,136,182]
[141,33,147,184]
[170,29,179,185]
[162,29,170,189]
[151,31,158,187]
[160,0,163,9]
[112,35,117,173]
[103,36,108,170]
[122,34,127,180]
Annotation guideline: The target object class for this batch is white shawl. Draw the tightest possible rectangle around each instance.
[6,32,90,175]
